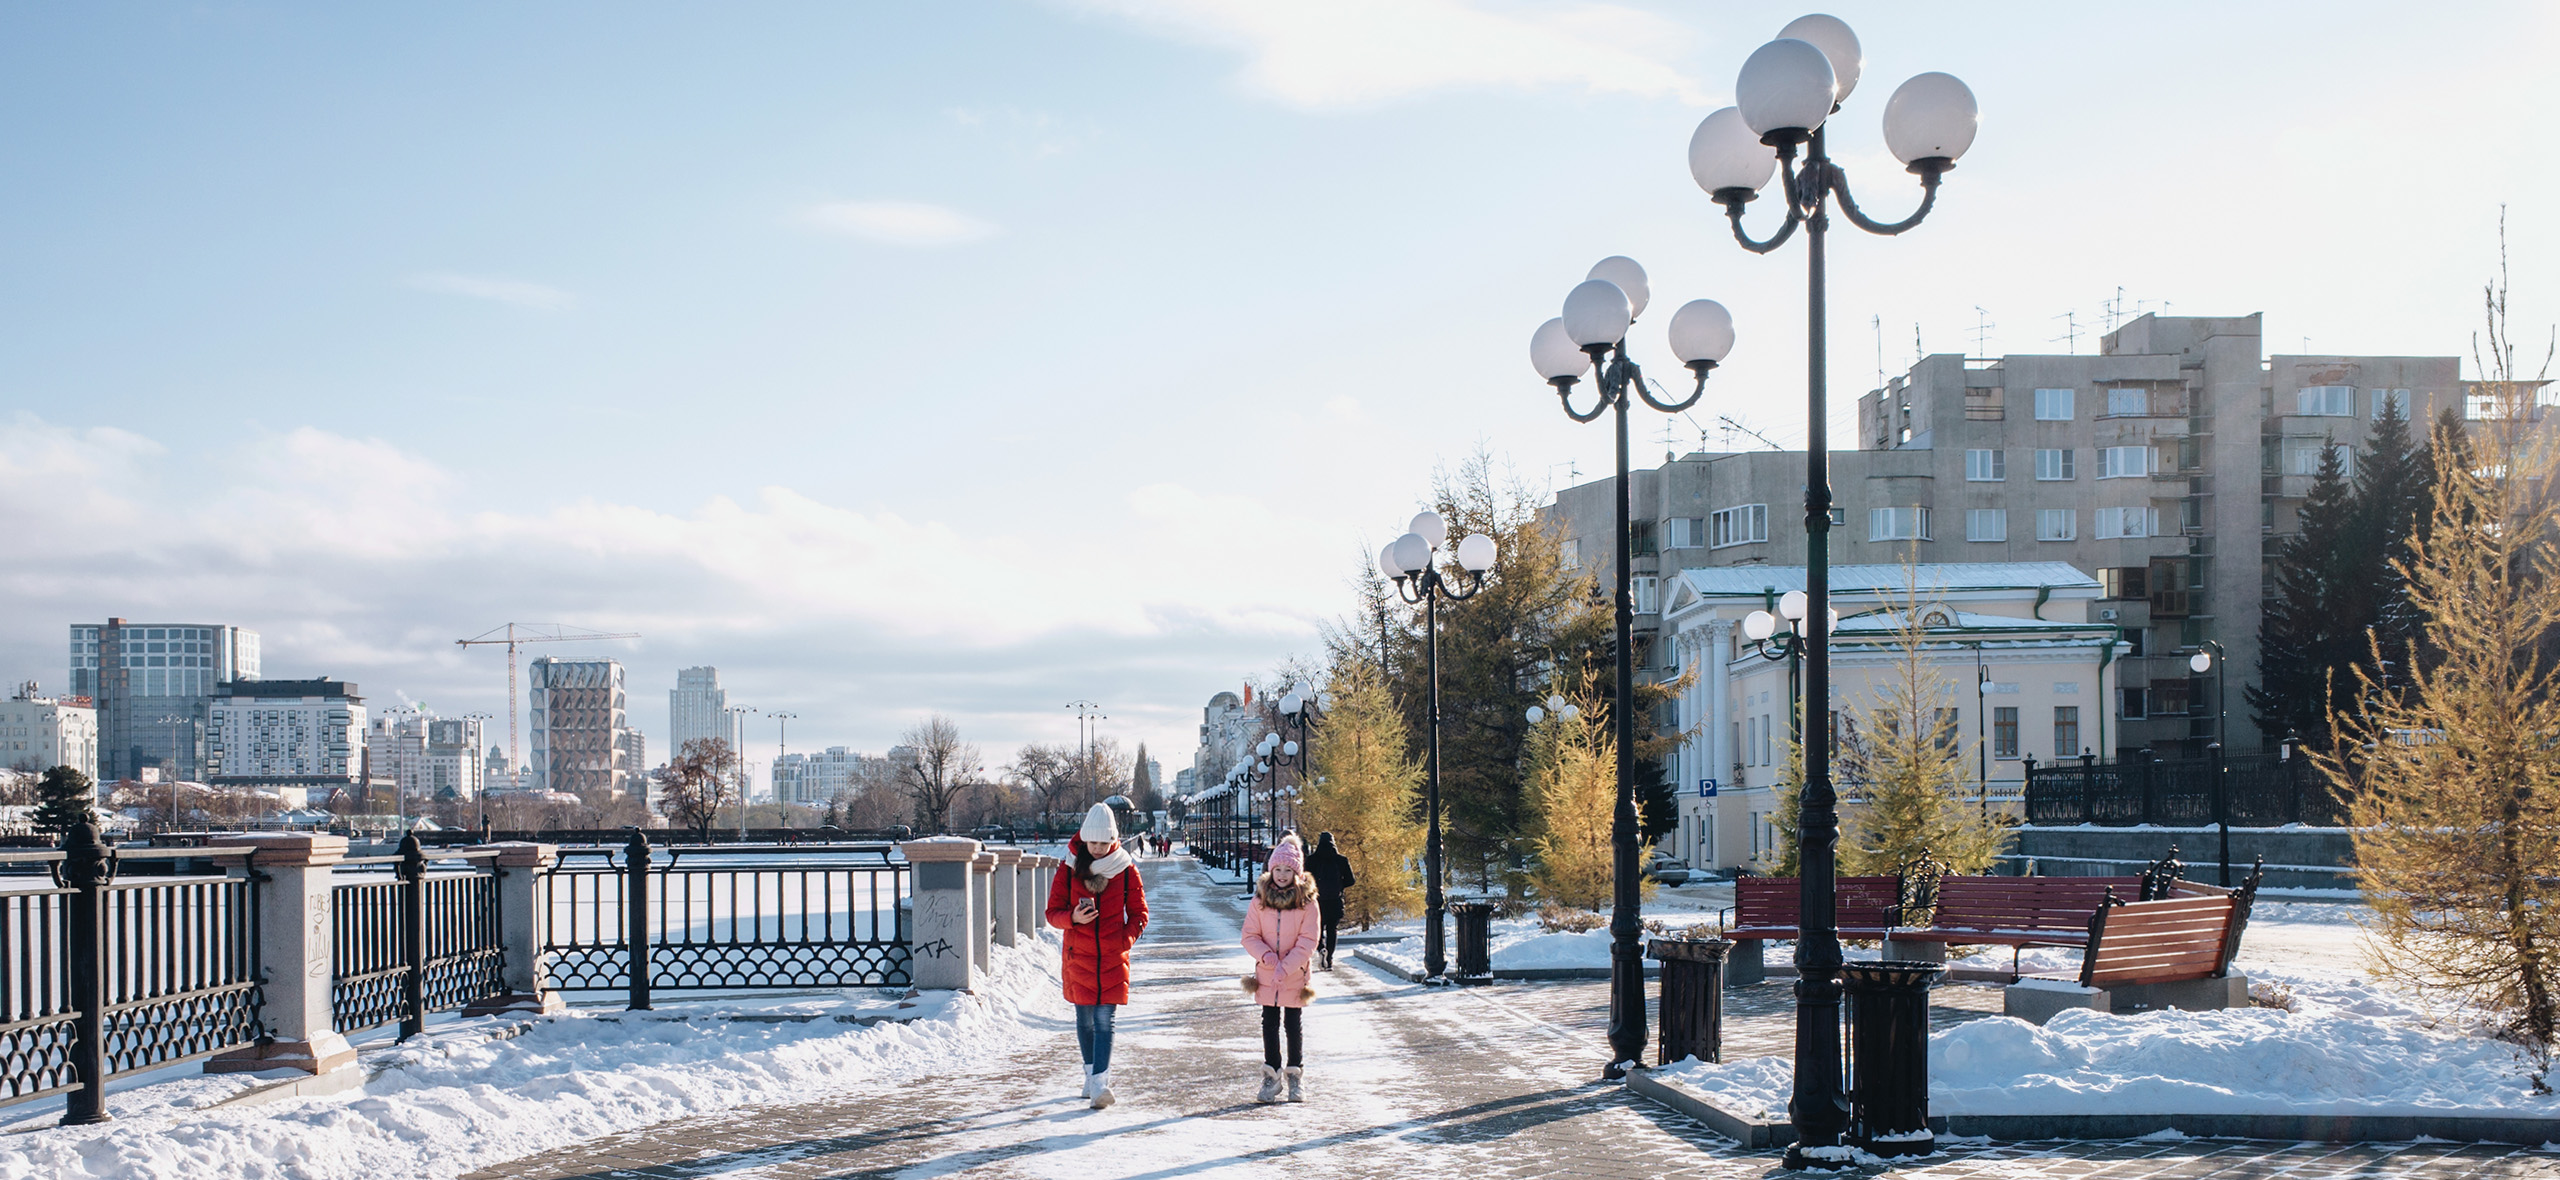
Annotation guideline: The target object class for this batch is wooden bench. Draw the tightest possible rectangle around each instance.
[2003,867,2261,1023]
[1883,875,2144,975]
[1716,875,1902,985]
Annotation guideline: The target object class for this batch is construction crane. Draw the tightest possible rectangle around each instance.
[456,623,641,788]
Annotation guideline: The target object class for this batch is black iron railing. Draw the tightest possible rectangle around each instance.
[331,838,506,1037]
[540,835,912,1006]
[0,827,266,1122]
[2023,753,2343,827]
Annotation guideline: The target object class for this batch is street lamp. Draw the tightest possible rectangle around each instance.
[725,705,756,838]
[1742,590,1837,750]
[769,711,799,826]
[2190,641,2230,885]
[1690,13,1977,1164]
[461,711,494,834]
[152,713,197,833]
[1384,510,1498,983]
[1532,255,1732,1076]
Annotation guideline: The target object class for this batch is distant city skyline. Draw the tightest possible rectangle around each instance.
[2,2,2554,777]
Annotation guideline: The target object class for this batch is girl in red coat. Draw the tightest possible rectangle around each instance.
[1047,803,1149,1109]
[1240,834,1321,1103]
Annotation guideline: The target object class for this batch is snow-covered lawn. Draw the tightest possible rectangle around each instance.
[0,939,1065,1180]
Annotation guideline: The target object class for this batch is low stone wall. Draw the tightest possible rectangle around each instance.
[1999,824,2358,891]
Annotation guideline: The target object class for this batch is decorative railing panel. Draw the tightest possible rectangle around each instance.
[2024,755,2343,827]
[99,870,262,1080]
[0,854,76,1106]
[541,842,912,999]
[331,847,507,1035]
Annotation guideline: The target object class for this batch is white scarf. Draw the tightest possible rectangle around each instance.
[1085,843,1134,884]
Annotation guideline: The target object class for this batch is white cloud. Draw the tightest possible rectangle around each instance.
[405,272,578,311]
[802,200,1001,247]
[1055,0,1710,109]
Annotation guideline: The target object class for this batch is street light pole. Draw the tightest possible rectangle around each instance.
[1532,259,1732,1075]
[770,711,798,826]
[2191,640,2229,884]
[1688,15,1977,1165]
[1384,515,1498,984]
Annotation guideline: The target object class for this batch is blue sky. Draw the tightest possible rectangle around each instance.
[4,1,2556,786]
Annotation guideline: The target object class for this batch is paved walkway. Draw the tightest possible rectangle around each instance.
[466,859,2560,1180]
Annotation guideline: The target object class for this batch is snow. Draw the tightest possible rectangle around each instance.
[0,937,1066,1180]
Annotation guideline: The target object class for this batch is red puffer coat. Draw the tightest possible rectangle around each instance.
[1047,837,1150,1006]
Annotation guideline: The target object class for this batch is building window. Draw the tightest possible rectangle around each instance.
[2099,566,2149,599]
[1994,707,2019,757]
[2034,388,2074,421]
[2037,509,2076,541]
[2283,440,2352,476]
[2120,687,2147,719]
[1934,708,1961,751]
[2094,506,2156,539]
[1965,449,2006,481]
[1711,504,1768,548]
[1664,517,1705,549]
[2035,448,2075,481]
[2372,388,2411,418]
[1561,539,1580,569]
[2296,385,2354,416]
[1869,506,1930,541]
[1632,575,1660,614]
[2106,387,2149,417]
[1966,509,2007,542]
[1629,520,1658,556]
[2099,446,2152,479]
[2054,706,2081,757]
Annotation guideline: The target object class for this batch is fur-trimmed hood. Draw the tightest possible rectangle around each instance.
[1255,871,1317,910]
[1068,834,1134,893]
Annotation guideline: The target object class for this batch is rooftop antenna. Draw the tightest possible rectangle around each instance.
[2051,310,2083,355]
[1912,322,1924,366]
[1873,314,1885,390]
[2100,286,2127,333]
[1718,415,1788,452]
[1969,306,1996,358]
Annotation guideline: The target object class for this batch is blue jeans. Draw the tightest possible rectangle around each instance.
[1075,1003,1118,1074]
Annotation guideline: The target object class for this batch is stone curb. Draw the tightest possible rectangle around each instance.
[1626,1064,2560,1147]
[1350,946,1662,983]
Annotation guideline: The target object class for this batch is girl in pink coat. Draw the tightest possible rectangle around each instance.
[1240,834,1321,1104]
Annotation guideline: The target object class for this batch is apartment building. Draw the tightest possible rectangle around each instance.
[1,682,98,782]
[206,678,365,792]
[527,657,644,799]
[1542,312,2467,759]
[68,619,260,781]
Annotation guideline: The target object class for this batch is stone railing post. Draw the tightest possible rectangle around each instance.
[210,833,356,1076]
[1017,854,1043,940]
[969,852,997,972]
[990,848,1021,949]
[900,837,982,992]
[465,842,564,1015]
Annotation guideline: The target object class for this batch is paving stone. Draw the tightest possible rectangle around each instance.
[465,860,2560,1180]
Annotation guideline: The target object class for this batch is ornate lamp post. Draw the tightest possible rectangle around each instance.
[2190,640,2230,884]
[1383,512,1498,983]
[1687,13,1978,1165]
[1742,590,1836,750]
[1530,257,1735,1074]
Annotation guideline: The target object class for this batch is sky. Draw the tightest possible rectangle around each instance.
[3,1,2557,792]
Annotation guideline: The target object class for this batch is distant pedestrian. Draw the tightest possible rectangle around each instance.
[1048,803,1149,1110]
[1304,831,1356,972]
[1240,834,1320,1104]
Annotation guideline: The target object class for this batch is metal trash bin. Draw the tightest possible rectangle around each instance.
[1647,937,1731,1064]
[1841,959,1945,1156]
[1451,902,1495,983]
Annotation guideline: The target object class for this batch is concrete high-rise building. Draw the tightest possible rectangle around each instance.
[70,619,259,782]
[2,682,98,782]
[669,666,736,758]
[773,746,895,806]
[1541,312,2484,759]
[206,679,365,793]
[528,657,640,799]
[360,713,487,803]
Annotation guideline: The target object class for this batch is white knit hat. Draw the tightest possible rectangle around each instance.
[1080,802,1118,843]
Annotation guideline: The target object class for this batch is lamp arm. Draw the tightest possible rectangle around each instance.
[1828,163,1941,237]
[1552,378,1612,423]
[1440,570,1489,602]
[1392,575,1429,606]
[1719,152,1806,254]
[1637,369,1707,414]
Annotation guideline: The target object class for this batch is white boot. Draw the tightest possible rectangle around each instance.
[1256,1065,1283,1104]
[1090,1070,1115,1110]
[1081,1067,1096,1100]
[1284,1066,1304,1103]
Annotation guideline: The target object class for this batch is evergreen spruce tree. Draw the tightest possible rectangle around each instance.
[32,765,96,836]
[2251,436,2357,744]
[1298,660,1424,929]
[2347,400,2429,709]
[1837,589,2013,876]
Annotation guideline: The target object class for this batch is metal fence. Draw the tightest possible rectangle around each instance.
[541,834,912,1007]
[0,828,265,1122]
[331,841,507,1037]
[2022,753,2343,827]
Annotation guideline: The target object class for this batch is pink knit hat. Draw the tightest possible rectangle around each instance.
[1267,836,1304,872]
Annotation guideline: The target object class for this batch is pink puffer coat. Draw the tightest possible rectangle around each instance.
[1240,872,1321,1008]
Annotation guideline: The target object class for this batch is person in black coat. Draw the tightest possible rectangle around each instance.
[1304,831,1357,970]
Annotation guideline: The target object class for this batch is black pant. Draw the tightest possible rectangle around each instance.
[1319,917,1340,964]
[1261,1004,1302,1068]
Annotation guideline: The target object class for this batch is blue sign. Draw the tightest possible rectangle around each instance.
[1697,778,1718,798]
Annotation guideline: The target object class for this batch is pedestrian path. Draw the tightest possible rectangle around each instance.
[465,859,2560,1180]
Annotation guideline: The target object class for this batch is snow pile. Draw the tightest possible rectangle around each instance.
[0,939,1065,1180]
[1652,1054,1793,1122]
[1931,1007,2558,1116]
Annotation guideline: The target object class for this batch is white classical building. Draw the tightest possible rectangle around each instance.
[2,682,99,782]
[1662,562,2122,873]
